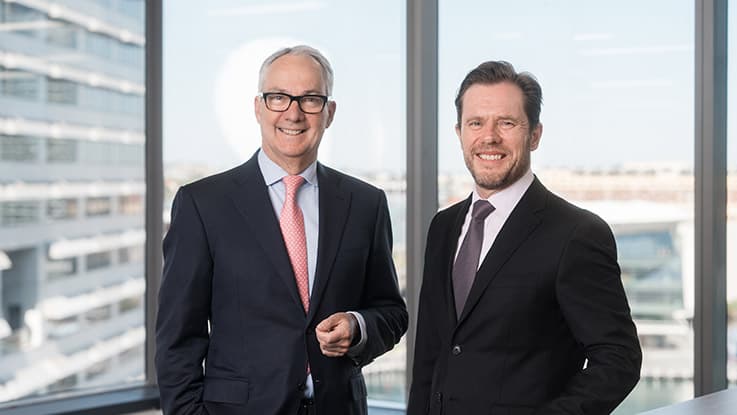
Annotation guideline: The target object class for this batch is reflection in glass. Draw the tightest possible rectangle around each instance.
[0,0,146,403]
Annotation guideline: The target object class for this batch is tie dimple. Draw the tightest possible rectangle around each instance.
[279,175,310,313]
[452,200,495,318]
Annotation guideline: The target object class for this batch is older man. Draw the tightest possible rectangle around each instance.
[156,45,407,415]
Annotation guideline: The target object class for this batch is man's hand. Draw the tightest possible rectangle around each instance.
[315,312,358,357]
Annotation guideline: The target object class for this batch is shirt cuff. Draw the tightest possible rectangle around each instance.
[345,311,367,356]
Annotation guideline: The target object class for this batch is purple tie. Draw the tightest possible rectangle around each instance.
[452,200,495,318]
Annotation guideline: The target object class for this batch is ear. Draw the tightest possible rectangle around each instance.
[455,123,461,142]
[325,100,337,128]
[254,95,262,123]
[529,123,542,151]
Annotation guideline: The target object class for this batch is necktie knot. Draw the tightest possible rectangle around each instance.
[472,200,494,222]
[283,175,305,198]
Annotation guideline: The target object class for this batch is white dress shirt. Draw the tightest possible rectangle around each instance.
[455,169,535,267]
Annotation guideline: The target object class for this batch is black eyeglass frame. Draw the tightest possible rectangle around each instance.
[261,92,330,114]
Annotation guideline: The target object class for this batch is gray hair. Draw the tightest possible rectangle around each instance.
[258,45,334,96]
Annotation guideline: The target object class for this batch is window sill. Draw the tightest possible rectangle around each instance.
[0,385,159,415]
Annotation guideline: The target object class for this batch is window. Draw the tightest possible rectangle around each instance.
[80,141,116,164]
[0,135,39,162]
[86,251,112,271]
[118,245,144,264]
[84,305,112,323]
[439,1,694,412]
[1,200,40,225]
[1,1,734,413]
[47,78,78,105]
[0,68,39,100]
[46,256,78,280]
[47,198,79,221]
[119,296,142,313]
[85,32,113,60]
[0,0,146,405]
[119,195,143,215]
[85,197,112,217]
[0,2,43,37]
[164,0,406,403]
[45,20,78,49]
[46,139,77,163]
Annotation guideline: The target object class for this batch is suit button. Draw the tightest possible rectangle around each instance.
[451,345,462,356]
[435,392,442,402]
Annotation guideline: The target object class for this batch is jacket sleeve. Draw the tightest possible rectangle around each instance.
[539,215,642,414]
[351,191,408,366]
[155,187,211,415]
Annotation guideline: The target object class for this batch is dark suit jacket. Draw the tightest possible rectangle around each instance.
[155,153,408,415]
[407,178,641,415]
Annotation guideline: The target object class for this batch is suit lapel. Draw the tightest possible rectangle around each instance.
[456,178,547,325]
[227,154,305,314]
[307,164,351,325]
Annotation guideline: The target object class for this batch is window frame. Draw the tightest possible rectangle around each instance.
[0,0,731,413]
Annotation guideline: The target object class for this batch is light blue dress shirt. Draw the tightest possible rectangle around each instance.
[258,150,319,293]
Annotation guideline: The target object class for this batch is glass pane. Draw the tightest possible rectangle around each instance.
[439,1,694,412]
[0,0,146,403]
[164,0,406,405]
[728,1,736,390]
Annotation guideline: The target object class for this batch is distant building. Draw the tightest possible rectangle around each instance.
[0,0,145,402]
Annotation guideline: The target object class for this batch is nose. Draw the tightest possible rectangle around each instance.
[283,99,305,121]
[482,124,502,144]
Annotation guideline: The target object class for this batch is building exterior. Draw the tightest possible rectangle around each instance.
[0,0,145,402]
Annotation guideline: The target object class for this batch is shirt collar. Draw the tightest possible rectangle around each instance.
[472,169,534,214]
[257,149,318,187]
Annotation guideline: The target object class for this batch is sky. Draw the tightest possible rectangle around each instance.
[163,0,737,175]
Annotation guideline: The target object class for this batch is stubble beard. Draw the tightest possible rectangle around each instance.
[465,140,531,195]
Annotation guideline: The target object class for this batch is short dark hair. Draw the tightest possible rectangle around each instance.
[454,61,542,129]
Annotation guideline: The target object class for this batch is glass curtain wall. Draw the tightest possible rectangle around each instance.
[438,1,694,413]
[163,0,407,404]
[0,0,146,404]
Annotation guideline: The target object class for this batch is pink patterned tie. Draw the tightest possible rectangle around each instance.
[280,175,310,313]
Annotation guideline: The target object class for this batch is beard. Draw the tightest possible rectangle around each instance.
[464,138,532,195]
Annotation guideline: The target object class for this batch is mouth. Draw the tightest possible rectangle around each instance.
[476,152,504,161]
[278,127,306,136]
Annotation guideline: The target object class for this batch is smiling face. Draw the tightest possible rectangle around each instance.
[456,82,542,198]
[254,53,336,174]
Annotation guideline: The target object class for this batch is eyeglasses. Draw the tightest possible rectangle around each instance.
[261,92,329,114]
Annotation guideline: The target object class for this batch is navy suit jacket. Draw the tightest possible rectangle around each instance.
[407,178,641,415]
[156,153,408,415]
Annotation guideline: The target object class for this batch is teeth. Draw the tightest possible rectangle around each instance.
[279,128,304,136]
[478,154,502,161]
